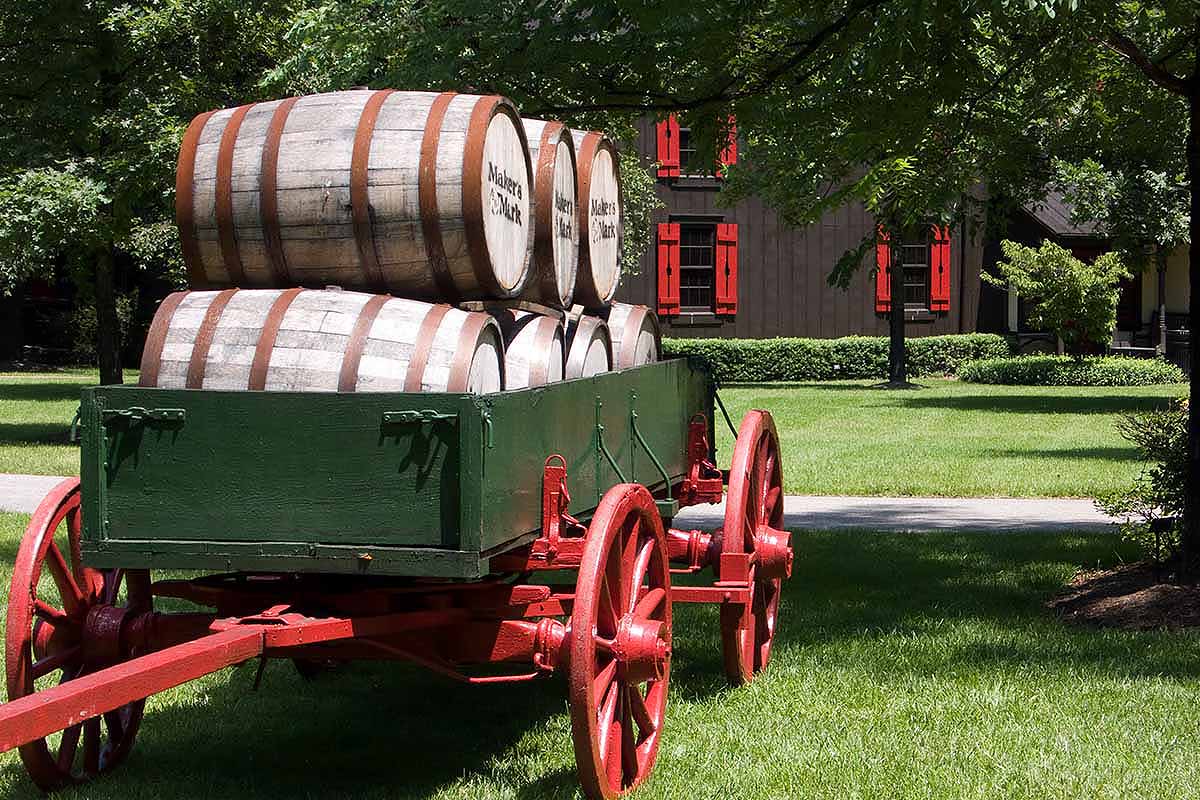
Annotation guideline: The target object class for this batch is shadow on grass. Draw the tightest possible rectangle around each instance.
[0,530,1188,798]
[0,382,88,404]
[982,446,1138,461]
[897,394,1179,415]
[0,422,73,446]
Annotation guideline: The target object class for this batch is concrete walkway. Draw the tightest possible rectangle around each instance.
[674,494,1117,533]
[0,473,1118,532]
[0,474,70,515]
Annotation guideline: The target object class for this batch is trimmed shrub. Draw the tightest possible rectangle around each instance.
[1098,399,1189,560]
[958,355,1185,386]
[662,333,1010,383]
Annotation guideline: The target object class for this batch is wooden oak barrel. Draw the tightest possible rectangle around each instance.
[494,310,564,388]
[605,303,660,368]
[177,90,533,300]
[564,306,613,379]
[520,119,579,308]
[139,288,504,393]
[571,130,622,307]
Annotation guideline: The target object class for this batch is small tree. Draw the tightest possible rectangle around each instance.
[985,240,1130,355]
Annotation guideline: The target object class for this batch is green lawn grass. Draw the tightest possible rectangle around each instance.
[0,373,1187,498]
[716,379,1187,497]
[0,371,109,477]
[1,511,1198,799]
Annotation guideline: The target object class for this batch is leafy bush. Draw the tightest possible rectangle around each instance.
[662,333,1010,382]
[958,355,1185,386]
[983,239,1129,353]
[1098,399,1189,560]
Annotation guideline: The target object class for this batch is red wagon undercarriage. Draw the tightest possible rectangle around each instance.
[1,411,791,800]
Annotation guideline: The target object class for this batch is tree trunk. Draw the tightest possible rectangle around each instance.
[1157,248,1168,356]
[94,246,122,385]
[889,267,907,384]
[1184,83,1199,574]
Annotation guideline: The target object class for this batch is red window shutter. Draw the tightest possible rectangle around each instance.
[929,225,951,312]
[714,223,739,315]
[718,116,738,171]
[657,222,680,315]
[656,115,680,178]
[875,227,891,314]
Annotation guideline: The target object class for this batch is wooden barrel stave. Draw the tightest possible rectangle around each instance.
[564,306,613,379]
[180,90,533,301]
[605,302,660,368]
[495,310,565,389]
[141,288,504,393]
[570,130,622,308]
[521,119,579,308]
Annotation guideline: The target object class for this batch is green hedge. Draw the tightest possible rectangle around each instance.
[958,355,1186,386]
[661,333,1011,382]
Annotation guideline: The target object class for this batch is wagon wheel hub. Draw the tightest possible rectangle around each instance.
[753,525,793,581]
[612,614,670,685]
[81,604,132,669]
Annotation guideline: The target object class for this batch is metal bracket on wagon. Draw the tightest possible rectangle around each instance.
[678,414,724,507]
[490,456,587,571]
[381,409,458,425]
[101,406,186,425]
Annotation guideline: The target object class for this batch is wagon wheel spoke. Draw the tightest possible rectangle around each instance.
[618,517,641,613]
[44,542,86,617]
[628,538,655,610]
[619,690,638,785]
[56,724,81,772]
[598,679,621,761]
[594,635,615,655]
[104,709,126,743]
[82,717,101,775]
[33,598,70,623]
[32,645,81,680]
[593,658,618,699]
[627,685,655,737]
[633,587,666,621]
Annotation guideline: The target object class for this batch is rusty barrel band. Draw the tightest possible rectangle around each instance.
[419,92,460,301]
[338,294,391,392]
[350,90,395,293]
[619,305,643,368]
[463,97,532,299]
[531,122,560,278]
[186,289,238,389]
[528,315,560,386]
[215,103,256,286]
[176,111,217,288]
[260,97,300,286]
[404,304,452,391]
[447,313,495,393]
[138,292,188,387]
[248,288,303,390]
[573,132,599,305]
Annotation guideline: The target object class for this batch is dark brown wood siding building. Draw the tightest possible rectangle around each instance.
[615,117,985,339]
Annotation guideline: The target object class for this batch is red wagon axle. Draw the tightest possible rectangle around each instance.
[2,410,791,799]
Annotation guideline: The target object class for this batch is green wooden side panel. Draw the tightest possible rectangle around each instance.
[477,359,712,554]
[78,359,714,579]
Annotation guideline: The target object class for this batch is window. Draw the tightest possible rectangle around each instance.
[900,242,930,310]
[656,115,737,179]
[678,127,698,174]
[679,224,714,310]
[657,221,738,317]
[875,226,951,316]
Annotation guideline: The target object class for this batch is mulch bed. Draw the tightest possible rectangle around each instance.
[1049,561,1200,630]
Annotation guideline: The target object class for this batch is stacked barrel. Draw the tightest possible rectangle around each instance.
[142,89,659,394]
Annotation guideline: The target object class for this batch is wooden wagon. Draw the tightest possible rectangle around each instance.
[0,358,791,799]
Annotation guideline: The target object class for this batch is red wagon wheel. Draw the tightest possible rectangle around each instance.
[720,410,791,686]
[569,484,672,800]
[5,478,153,791]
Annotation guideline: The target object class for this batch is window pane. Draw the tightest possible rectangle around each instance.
[901,242,929,309]
[678,223,715,311]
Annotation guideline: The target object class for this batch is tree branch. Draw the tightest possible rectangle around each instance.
[527,0,887,116]
[1105,28,1191,97]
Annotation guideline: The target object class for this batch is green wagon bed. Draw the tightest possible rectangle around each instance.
[79,358,714,579]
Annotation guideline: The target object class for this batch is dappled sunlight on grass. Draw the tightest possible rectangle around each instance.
[716,379,1186,497]
[1,514,1198,799]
